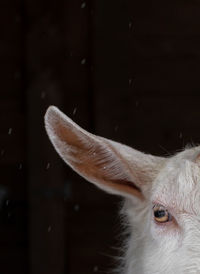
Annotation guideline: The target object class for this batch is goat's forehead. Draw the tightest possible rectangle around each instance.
[152,148,200,214]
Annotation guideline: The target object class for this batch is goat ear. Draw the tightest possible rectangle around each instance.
[44,106,165,200]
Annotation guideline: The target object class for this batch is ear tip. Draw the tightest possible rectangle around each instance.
[44,105,84,141]
[45,105,61,122]
[44,105,60,131]
[45,104,58,117]
[44,105,75,132]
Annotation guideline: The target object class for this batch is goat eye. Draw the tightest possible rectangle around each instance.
[153,204,172,223]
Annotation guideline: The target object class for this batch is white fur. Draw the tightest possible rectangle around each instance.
[45,106,200,274]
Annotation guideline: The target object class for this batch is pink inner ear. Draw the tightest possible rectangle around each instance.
[195,153,200,165]
[109,179,144,200]
[46,112,144,200]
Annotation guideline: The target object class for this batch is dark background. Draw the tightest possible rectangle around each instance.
[1,0,200,273]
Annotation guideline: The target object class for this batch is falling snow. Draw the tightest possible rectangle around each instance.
[5,200,9,206]
[73,108,77,115]
[8,128,12,135]
[81,58,86,65]
[81,2,86,9]
[74,204,80,212]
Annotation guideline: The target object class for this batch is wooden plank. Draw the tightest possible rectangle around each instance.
[92,92,200,154]
[26,0,67,273]
[0,1,22,98]
[128,0,200,35]
[62,0,95,130]
[128,37,200,95]
[0,0,28,273]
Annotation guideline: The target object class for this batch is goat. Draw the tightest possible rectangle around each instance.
[45,106,200,274]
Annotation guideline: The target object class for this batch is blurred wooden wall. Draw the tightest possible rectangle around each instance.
[1,0,200,274]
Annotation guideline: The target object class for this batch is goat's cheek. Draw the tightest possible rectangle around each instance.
[151,221,181,246]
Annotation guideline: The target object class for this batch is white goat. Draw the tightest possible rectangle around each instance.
[45,106,200,274]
